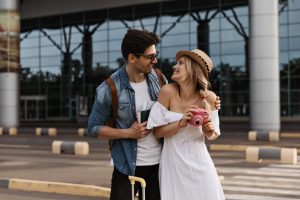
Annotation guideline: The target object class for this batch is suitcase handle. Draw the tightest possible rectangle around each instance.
[128,176,146,200]
[128,176,146,187]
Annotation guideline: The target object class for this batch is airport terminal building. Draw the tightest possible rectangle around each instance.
[0,0,299,132]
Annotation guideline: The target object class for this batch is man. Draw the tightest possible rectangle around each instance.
[88,29,163,200]
[87,29,221,200]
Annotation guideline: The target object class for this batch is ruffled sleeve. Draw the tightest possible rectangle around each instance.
[146,102,183,129]
[211,110,221,136]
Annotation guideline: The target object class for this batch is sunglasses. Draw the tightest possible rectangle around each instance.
[135,51,159,61]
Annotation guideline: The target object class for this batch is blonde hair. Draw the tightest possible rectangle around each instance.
[183,56,211,110]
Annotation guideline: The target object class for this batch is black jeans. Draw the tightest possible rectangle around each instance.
[110,165,160,200]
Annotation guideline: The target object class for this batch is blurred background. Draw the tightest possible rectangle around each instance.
[0,0,294,126]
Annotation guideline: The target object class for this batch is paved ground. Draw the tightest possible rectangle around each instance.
[1,128,300,200]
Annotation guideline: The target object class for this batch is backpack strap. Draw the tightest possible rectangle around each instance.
[106,77,118,151]
[106,77,118,127]
[153,68,166,87]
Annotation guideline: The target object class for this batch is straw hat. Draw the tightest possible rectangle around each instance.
[176,49,213,74]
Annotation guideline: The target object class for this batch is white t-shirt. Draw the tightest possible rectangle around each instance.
[130,79,162,166]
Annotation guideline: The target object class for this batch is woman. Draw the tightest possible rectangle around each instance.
[147,49,225,200]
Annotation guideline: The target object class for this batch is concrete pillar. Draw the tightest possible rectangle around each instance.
[249,0,280,132]
[0,0,20,127]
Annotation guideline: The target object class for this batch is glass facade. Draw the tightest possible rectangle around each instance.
[19,0,300,121]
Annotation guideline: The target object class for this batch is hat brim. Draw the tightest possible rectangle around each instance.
[176,51,199,62]
[176,50,209,73]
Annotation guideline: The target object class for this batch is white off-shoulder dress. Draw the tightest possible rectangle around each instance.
[147,102,225,200]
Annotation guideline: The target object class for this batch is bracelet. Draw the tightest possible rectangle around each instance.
[206,131,218,140]
[206,131,214,137]
[178,119,187,128]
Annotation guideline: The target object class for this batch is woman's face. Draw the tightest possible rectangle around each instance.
[171,57,187,82]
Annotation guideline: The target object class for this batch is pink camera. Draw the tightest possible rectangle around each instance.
[188,108,209,127]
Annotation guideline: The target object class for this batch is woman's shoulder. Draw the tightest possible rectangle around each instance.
[206,90,217,110]
[158,83,178,107]
[160,83,178,94]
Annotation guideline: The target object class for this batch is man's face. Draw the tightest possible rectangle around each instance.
[132,45,159,74]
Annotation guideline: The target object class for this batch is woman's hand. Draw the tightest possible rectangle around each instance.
[202,119,215,137]
[178,105,199,128]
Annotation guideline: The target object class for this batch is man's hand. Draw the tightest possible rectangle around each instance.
[215,96,221,110]
[127,121,150,139]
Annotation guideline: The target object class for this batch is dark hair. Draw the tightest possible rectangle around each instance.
[121,29,160,61]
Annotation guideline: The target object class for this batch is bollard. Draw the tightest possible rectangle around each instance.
[246,146,297,164]
[0,127,17,136]
[36,128,57,136]
[78,128,87,137]
[52,141,89,155]
[9,128,18,136]
[280,132,300,138]
[248,131,279,142]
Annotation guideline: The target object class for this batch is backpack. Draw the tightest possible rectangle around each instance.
[106,68,166,151]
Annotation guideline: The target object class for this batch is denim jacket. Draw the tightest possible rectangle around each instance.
[87,66,166,175]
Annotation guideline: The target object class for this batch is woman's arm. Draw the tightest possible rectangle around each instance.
[153,85,182,138]
[154,121,182,139]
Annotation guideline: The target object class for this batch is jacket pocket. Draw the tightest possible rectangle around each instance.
[118,103,132,121]
[119,103,131,110]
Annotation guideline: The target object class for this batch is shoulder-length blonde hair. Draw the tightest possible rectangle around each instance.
[183,56,211,110]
